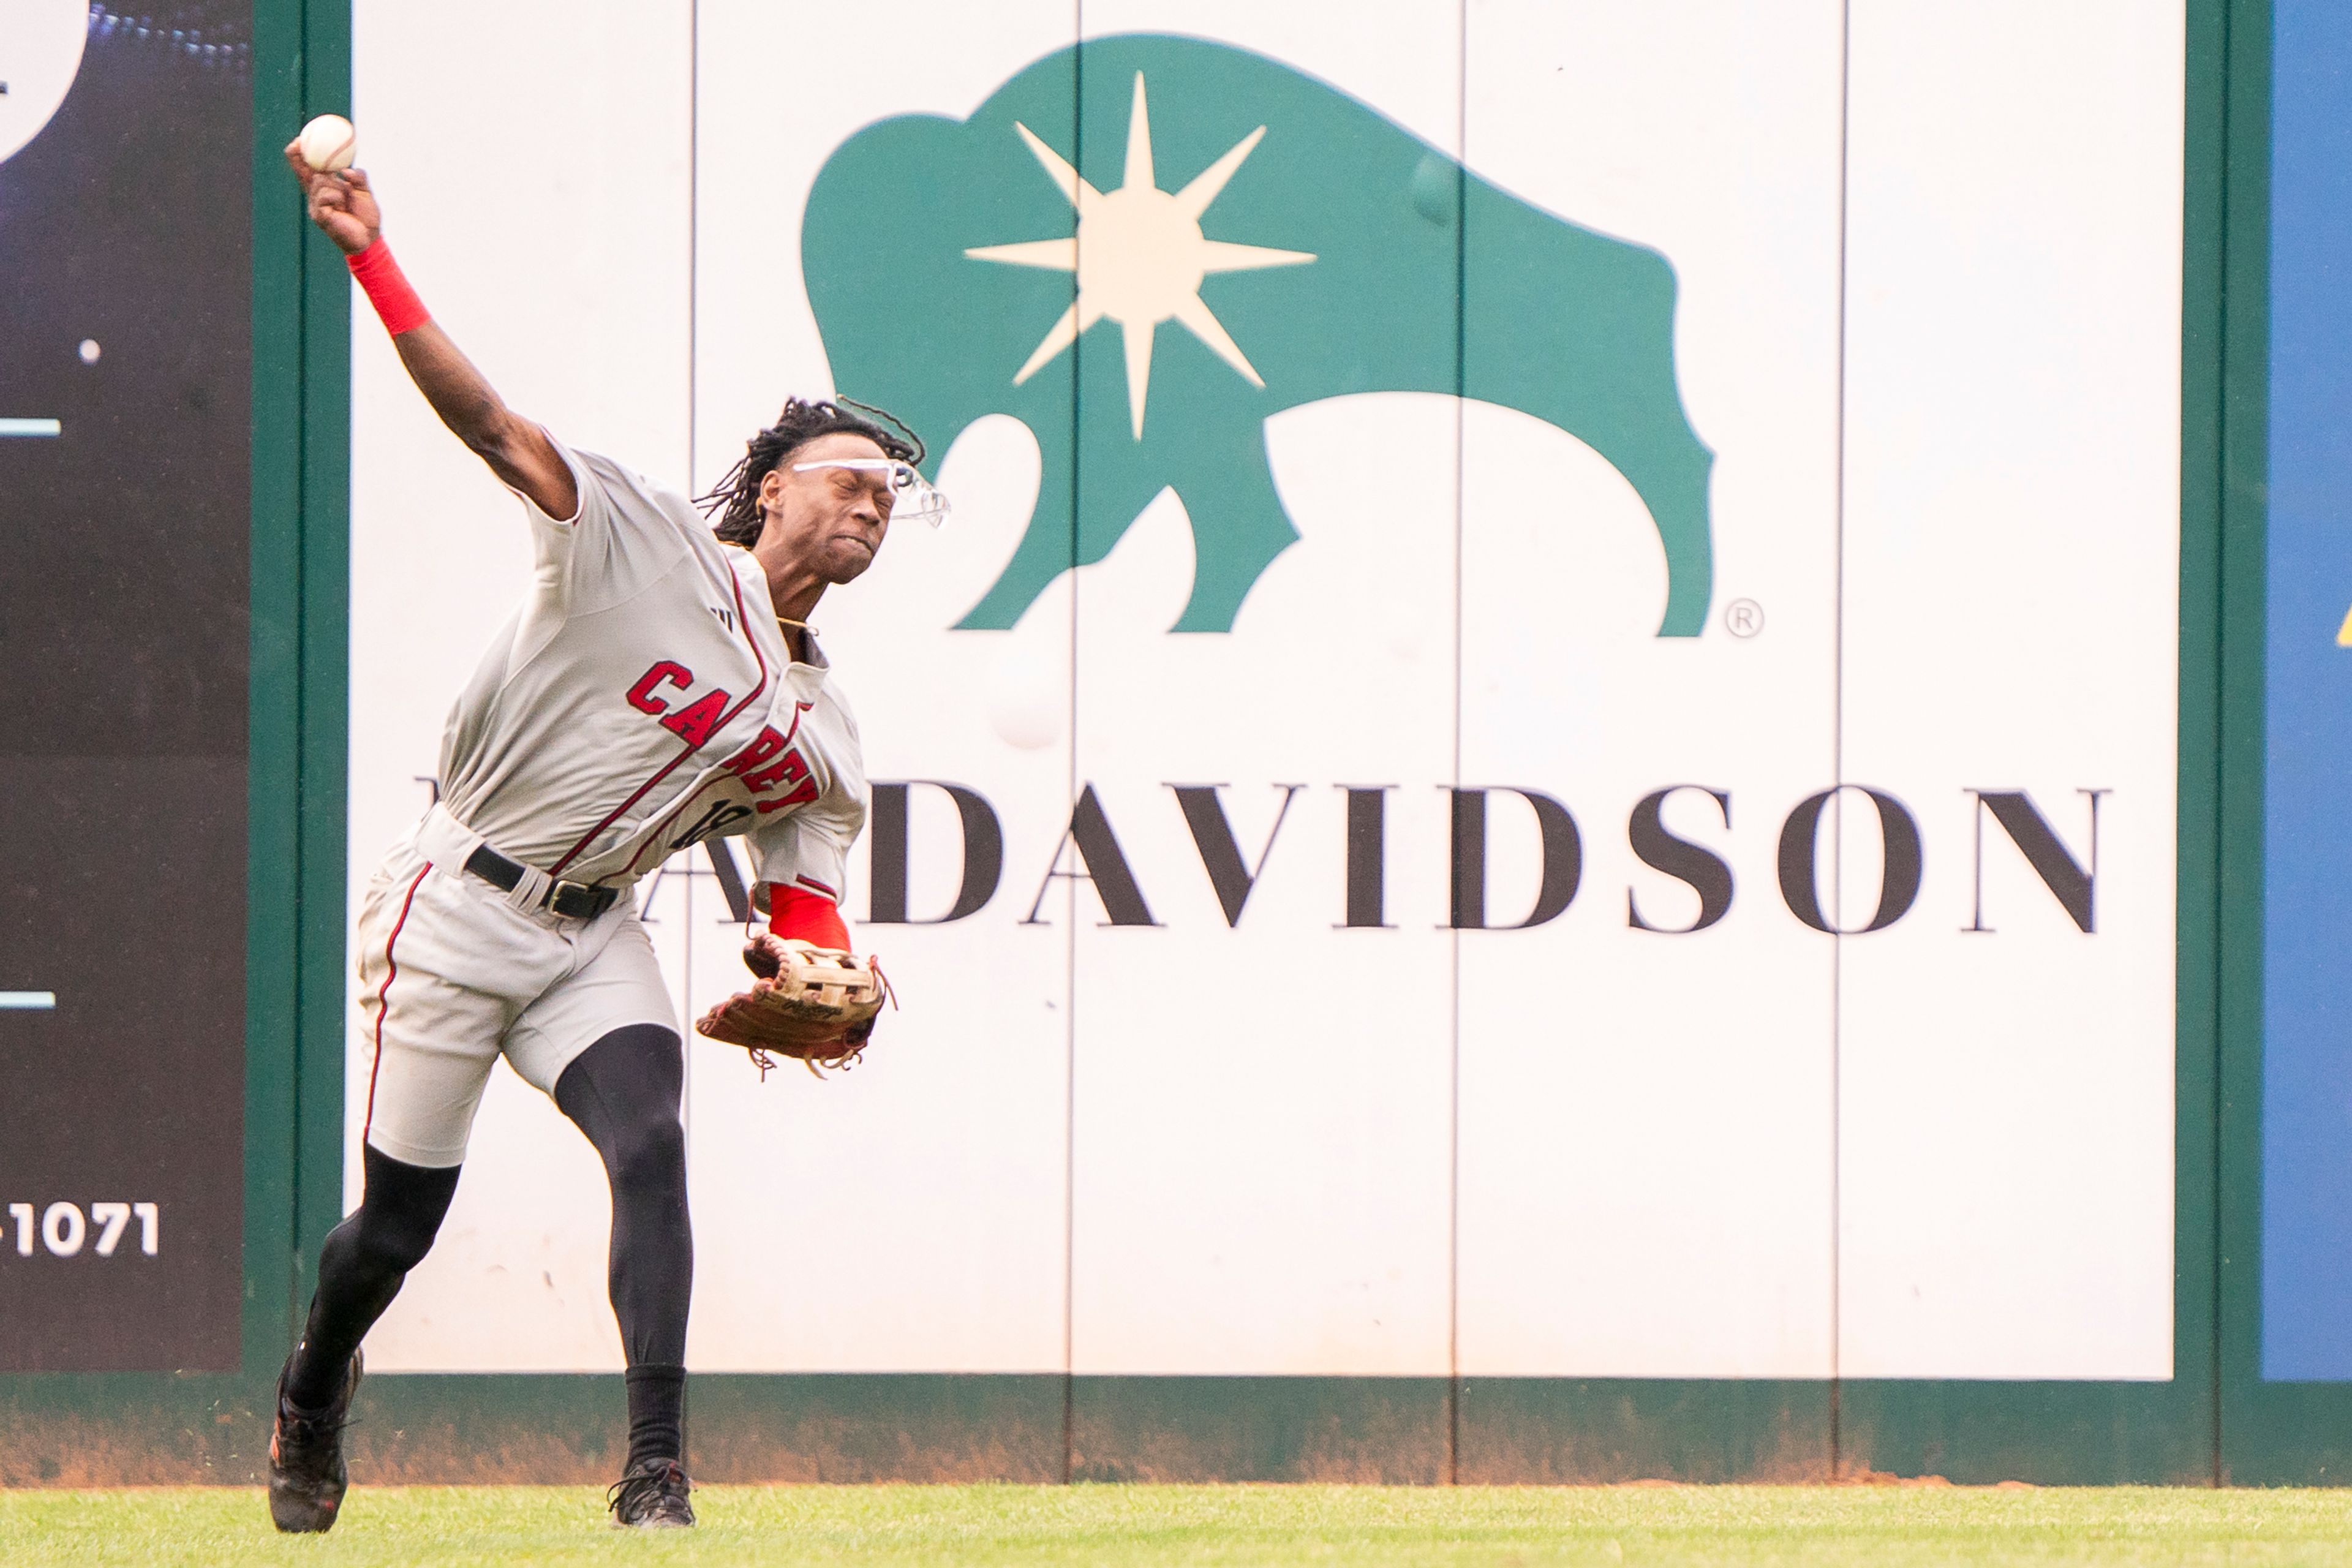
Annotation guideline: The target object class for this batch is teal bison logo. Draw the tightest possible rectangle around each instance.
[804,34,1713,634]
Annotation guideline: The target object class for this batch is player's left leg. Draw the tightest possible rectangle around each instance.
[504,909,696,1528]
[554,1025,695,1527]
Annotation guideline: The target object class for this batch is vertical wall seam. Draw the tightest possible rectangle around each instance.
[285,0,312,1359]
[283,0,354,1371]
[1063,7,1083,1487]
[1830,0,1852,1479]
[1446,0,1469,1490]
[681,0,700,1465]
[2206,0,2233,1488]
[683,1,699,1097]
[687,0,699,504]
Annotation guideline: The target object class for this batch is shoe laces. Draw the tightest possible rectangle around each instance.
[274,1395,352,1460]
[606,1458,693,1523]
[274,1353,361,1460]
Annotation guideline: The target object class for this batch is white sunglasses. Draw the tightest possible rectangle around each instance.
[792,459,951,528]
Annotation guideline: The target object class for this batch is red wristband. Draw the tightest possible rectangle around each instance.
[768,885,851,952]
[347,237,430,336]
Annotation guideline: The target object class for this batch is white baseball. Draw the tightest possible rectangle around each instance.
[298,114,357,173]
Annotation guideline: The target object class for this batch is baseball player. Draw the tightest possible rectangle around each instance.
[268,144,913,1532]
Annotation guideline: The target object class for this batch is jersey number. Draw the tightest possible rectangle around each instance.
[670,800,753,851]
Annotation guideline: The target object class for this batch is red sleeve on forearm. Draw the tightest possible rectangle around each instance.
[347,237,431,336]
[767,884,851,951]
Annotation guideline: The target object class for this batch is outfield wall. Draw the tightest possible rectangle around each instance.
[350,0,2187,1389]
[0,0,2337,1485]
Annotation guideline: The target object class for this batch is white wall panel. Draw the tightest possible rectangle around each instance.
[1064,2,1462,1375]
[1455,0,1846,1377]
[683,0,1078,1373]
[348,0,694,1371]
[1066,407,1461,1374]
[1836,0,2183,1379]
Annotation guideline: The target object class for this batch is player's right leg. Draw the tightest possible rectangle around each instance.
[269,836,564,1533]
[268,1147,457,1532]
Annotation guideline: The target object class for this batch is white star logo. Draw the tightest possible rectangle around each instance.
[966,72,1316,440]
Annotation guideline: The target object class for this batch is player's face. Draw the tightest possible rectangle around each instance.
[758,432,895,582]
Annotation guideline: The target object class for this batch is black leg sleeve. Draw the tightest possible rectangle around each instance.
[555,1022,693,1365]
[555,1023,694,1468]
[284,1145,461,1409]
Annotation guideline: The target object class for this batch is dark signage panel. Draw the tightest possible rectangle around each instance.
[0,7,251,1371]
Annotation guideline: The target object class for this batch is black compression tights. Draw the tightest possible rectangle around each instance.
[285,1024,695,1468]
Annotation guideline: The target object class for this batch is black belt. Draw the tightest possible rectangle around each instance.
[463,845,620,919]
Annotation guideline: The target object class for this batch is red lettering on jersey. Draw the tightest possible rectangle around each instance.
[752,750,820,811]
[719,725,786,776]
[660,689,732,748]
[627,662,693,715]
[739,746,803,793]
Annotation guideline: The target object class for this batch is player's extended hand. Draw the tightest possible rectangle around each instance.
[283,141,380,255]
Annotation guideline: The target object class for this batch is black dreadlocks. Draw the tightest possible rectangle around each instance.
[696,397,925,548]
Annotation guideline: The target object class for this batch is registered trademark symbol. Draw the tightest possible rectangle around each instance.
[1725,598,1764,638]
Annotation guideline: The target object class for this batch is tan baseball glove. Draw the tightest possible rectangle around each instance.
[696,933,889,1078]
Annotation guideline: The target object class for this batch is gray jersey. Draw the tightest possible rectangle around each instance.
[432,437,865,903]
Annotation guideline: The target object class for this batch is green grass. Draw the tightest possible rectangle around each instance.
[7,1485,2352,1567]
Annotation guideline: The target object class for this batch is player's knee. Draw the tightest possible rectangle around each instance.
[323,1204,435,1278]
[353,1207,440,1274]
[339,1147,460,1276]
[608,1109,686,1195]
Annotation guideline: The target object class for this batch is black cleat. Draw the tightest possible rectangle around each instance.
[607,1457,696,1529]
[267,1349,363,1534]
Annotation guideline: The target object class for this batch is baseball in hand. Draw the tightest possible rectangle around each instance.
[297,113,356,173]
